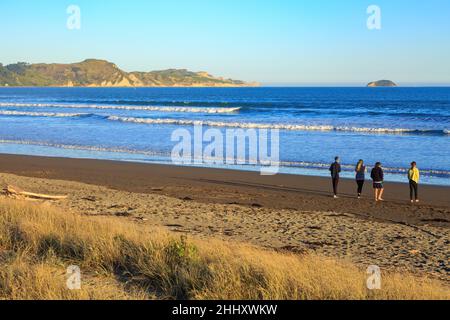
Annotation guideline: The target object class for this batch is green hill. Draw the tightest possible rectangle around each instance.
[0,59,258,87]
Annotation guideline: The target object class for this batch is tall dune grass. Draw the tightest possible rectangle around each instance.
[0,198,448,300]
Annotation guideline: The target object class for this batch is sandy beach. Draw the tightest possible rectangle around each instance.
[0,153,449,281]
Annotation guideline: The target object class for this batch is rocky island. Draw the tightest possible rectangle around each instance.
[0,59,259,87]
[367,80,397,87]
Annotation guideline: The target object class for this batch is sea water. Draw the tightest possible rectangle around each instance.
[0,87,449,185]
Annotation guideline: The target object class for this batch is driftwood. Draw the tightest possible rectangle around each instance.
[3,185,67,201]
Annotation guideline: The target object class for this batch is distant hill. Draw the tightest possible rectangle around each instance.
[367,80,397,87]
[0,59,259,87]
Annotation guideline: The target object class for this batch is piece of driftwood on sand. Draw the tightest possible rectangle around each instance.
[3,185,67,201]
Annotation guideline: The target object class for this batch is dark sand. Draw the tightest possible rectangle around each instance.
[1,153,449,228]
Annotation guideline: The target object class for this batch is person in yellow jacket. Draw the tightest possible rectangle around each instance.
[408,162,420,203]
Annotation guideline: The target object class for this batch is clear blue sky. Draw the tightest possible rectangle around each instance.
[1,0,449,85]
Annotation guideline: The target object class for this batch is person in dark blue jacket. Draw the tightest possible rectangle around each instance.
[329,156,342,198]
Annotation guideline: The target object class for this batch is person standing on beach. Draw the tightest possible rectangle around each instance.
[408,161,420,203]
[329,156,341,199]
[355,159,366,199]
[371,162,384,202]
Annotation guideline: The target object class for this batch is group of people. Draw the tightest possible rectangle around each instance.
[329,157,420,203]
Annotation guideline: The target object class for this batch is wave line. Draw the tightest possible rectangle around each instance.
[0,111,88,117]
[106,116,450,135]
[0,102,241,114]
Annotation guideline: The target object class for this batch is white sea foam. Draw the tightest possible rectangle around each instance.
[0,102,241,114]
[0,139,165,156]
[1,138,449,177]
[106,116,445,134]
[107,116,336,131]
[0,111,87,117]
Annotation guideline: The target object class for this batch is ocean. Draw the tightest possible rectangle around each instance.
[0,87,449,186]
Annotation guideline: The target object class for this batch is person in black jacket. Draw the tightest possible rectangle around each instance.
[329,156,342,198]
[370,162,384,202]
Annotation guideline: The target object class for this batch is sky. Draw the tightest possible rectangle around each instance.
[1,0,450,85]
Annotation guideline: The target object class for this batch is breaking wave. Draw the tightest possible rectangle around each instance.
[0,102,241,114]
[106,116,450,135]
[0,111,88,117]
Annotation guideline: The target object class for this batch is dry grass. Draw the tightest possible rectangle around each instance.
[0,198,448,300]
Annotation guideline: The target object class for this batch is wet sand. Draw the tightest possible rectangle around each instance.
[1,154,449,225]
[0,154,449,280]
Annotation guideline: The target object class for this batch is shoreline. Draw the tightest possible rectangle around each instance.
[1,153,449,223]
[2,85,450,88]
[0,85,260,88]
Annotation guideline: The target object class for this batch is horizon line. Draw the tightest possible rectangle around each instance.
[261,82,450,87]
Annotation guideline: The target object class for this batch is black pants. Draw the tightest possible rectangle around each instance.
[356,180,365,195]
[409,180,419,200]
[332,177,339,195]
